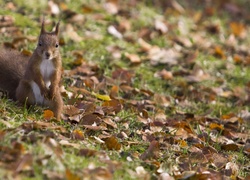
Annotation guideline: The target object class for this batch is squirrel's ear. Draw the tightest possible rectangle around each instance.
[54,20,60,35]
[41,18,46,34]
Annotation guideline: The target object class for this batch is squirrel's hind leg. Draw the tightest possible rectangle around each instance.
[46,91,63,121]
[16,80,36,105]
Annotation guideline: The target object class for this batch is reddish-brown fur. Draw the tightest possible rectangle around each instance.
[0,20,63,120]
[0,49,28,100]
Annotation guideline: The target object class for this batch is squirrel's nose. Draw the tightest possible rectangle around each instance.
[45,52,51,58]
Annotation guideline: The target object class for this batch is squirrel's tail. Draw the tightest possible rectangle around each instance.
[0,48,28,100]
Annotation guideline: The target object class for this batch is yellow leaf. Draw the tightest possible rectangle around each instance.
[214,46,225,59]
[209,123,224,131]
[65,169,81,180]
[230,22,245,37]
[73,57,84,66]
[43,110,54,120]
[91,92,111,101]
[178,139,188,148]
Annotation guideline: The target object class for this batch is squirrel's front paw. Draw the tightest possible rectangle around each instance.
[42,91,49,99]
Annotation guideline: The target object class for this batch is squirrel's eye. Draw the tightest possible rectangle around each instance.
[55,44,59,48]
[38,42,42,46]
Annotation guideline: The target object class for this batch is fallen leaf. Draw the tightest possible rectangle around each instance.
[48,0,60,15]
[65,169,81,180]
[108,25,122,39]
[104,136,121,150]
[221,143,239,151]
[140,140,159,160]
[149,47,179,65]
[104,0,119,14]
[211,153,228,169]
[71,129,84,140]
[92,92,111,101]
[78,149,98,157]
[214,46,226,59]
[59,140,80,149]
[102,99,123,114]
[43,110,54,120]
[209,123,224,131]
[125,52,141,64]
[230,22,246,38]
[154,19,168,34]
[110,85,119,98]
[80,114,101,126]
[103,117,117,128]
[155,69,173,80]
[64,105,81,116]
[14,153,33,175]
[138,38,152,51]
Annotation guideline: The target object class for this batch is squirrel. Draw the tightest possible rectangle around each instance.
[0,20,63,120]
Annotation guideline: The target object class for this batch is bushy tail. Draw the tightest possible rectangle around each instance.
[0,48,29,100]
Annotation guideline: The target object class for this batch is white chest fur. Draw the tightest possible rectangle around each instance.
[40,59,55,88]
[31,59,55,104]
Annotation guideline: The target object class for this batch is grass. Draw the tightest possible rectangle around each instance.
[0,0,250,179]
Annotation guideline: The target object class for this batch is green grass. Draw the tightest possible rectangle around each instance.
[0,0,250,179]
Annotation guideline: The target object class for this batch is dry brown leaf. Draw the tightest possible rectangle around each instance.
[125,52,141,64]
[149,47,179,65]
[0,15,15,27]
[43,110,54,120]
[64,105,81,116]
[14,153,33,175]
[83,125,107,131]
[112,68,134,84]
[80,114,101,126]
[154,19,168,34]
[103,118,117,129]
[59,140,80,149]
[78,149,98,157]
[140,140,159,160]
[221,143,239,151]
[104,0,119,14]
[230,22,246,38]
[65,169,81,180]
[110,85,119,98]
[211,153,228,169]
[83,167,113,180]
[81,5,95,14]
[104,136,121,150]
[209,123,224,131]
[154,94,170,107]
[214,46,226,59]
[71,129,84,140]
[155,69,173,80]
[138,38,152,52]
[44,137,63,158]
[48,0,60,15]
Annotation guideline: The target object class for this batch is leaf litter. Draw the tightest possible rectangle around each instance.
[1,0,250,179]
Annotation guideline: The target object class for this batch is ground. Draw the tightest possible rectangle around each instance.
[0,0,250,179]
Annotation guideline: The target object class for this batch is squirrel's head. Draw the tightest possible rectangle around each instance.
[36,20,60,60]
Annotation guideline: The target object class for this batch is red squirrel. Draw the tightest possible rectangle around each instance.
[0,20,63,120]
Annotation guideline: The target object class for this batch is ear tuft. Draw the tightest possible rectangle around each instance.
[41,17,46,34]
[54,20,60,35]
